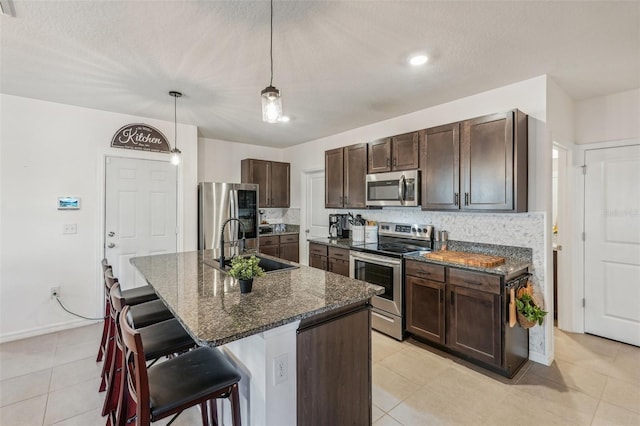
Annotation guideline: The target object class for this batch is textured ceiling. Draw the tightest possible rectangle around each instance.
[1,1,639,147]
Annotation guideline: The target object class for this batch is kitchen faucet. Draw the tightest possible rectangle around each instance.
[219,218,246,268]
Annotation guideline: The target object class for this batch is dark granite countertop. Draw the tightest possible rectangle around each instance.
[306,237,353,249]
[405,240,532,276]
[130,250,383,347]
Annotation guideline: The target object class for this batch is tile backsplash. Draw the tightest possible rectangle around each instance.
[260,208,300,225]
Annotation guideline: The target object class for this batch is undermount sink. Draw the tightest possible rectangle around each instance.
[223,255,299,274]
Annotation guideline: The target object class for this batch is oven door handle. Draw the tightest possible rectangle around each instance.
[350,252,401,267]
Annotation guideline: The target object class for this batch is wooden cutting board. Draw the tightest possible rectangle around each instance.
[424,250,506,267]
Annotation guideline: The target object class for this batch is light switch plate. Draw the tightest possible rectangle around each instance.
[63,224,77,234]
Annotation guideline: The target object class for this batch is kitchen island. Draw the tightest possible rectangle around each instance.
[131,250,383,426]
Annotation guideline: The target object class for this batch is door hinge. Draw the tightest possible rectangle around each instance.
[581,232,586,242]
[582,298,585,308]
[581,165,587,175]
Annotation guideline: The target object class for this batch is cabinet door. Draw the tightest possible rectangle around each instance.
[406,276,445,344]
[259,244,279,258]
[423,123,460,210]
[328,258,350,277]
[460,111,514,211]
[297,304,371,425]
[280,242,299,262]
[344,143,368,208]
[392,132,419,170]
[325,148,345,208]
[270,161,290,208]
[309,253,327,270]
[368,138,391,173]
[447,285,502,367]
[244,159,271,207]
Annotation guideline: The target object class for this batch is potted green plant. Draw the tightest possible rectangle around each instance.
[515,284,548,328]
[228,255,265,293]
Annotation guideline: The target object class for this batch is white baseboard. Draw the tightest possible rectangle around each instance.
[0,318,100,344]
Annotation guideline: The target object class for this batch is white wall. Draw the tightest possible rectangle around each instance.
[198,137,283,183]
[0,95,198,341]
[575,88,640,144]
[283,75,556,364]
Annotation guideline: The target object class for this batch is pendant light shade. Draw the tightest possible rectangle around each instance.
[261,0,283,123]
[261,85,282,123]
[169,91,182,165]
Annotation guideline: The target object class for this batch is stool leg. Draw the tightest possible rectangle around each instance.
[99,316,115,392]
[200,401,209,426]
[230,383,241,426]
[209,399,219,426]
[101,340,122,417]
[96,302,110,362]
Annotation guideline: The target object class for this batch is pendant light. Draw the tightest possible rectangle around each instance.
[261,0,282,123]
[169,91,182,165]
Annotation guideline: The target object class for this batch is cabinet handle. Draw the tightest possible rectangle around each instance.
[450,292,454,305]
[454,193,459,206]
[464,280,482,286]
[464,192,469,205]
[393,158,397,167]
[387,158,390,167]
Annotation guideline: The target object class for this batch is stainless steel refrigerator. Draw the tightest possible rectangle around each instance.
[198,182,259,257]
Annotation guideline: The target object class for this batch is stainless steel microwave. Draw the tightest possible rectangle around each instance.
[366,170,420,207]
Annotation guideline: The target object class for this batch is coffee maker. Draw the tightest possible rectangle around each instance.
[329,214,350,238]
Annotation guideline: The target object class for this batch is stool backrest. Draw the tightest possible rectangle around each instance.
[119,305,151,425]
[101,258,110,274]
[105,268,119,291]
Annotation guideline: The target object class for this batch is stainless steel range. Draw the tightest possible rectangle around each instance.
[350,222,433,340]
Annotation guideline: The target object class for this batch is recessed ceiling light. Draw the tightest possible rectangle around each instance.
[409,54,428,66]
[279,116,290,123]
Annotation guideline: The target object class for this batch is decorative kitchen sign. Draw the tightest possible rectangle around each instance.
[111,123,171,153]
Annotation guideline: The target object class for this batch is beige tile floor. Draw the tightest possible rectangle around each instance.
[1,323,638,425]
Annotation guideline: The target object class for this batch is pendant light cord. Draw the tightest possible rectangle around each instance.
[174,94,178,150]
[270,0,274,86]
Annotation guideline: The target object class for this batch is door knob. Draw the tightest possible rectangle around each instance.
[107,242,116,248]
[108,231,115,237]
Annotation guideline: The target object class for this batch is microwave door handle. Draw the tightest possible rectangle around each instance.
[398,174,406,205]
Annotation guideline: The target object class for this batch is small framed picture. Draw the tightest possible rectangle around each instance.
[58,197,81,210]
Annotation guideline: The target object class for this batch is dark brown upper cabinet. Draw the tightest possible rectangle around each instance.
[367,132,420,174]
[422,110,527,212]
[325,143,367,209]
[241,159,290,208]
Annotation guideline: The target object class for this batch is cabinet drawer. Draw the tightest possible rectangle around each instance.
[328,247,349,261]
[449,268,501,295]
[280,234,298,244]
[260,235,279,246]
[405,260,445,282]
[309,243,328,256]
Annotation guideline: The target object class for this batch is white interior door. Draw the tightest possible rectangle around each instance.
[300,170,327,265]
[105,157,177,289]
[584,145,640,346]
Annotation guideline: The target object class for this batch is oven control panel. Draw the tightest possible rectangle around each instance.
[378,222,433,240]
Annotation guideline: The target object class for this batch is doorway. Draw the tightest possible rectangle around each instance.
[104,156,178,289]
[584,144,640,346]
[300,169,327,265]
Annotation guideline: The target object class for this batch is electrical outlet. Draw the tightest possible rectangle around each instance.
[273,353,288,385]
[63,224,77,234]
[50,286,60,299]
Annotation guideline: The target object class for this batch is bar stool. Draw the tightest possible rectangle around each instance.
[117,305,241,426]
[102,283,196,422]
[97,259,158,362]
[99,269,173,392]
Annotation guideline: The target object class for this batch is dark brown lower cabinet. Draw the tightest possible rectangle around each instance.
[447,285,501,367]
[308,242,350,277]
[259,234,299,262]
[297,302,371,425]
[404,259,529,378]
[406,276,446,345]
